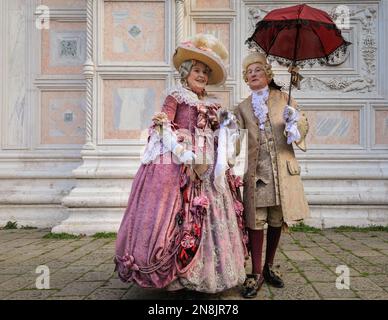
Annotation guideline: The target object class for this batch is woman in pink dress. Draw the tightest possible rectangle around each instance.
[115,34,247,293]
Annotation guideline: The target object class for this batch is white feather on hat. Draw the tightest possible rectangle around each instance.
[191,33,228,60]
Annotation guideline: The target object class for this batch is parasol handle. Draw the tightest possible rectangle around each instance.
[288,70,293,105]
[288,64,300,105]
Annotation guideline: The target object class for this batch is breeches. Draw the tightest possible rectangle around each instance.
[251,205,283,230]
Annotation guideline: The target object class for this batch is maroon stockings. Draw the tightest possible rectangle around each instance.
[249,226,282,274]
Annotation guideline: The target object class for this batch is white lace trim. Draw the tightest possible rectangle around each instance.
[284,106,301,144]
[168,86,219,108]
[141,122,191,164]
[251,86,270,130]
[286,121,301,144]
[141,127,171,164]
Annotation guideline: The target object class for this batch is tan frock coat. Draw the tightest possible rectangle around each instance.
[232,89,310,228]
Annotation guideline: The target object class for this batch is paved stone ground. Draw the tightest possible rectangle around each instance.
[0,228,387,300]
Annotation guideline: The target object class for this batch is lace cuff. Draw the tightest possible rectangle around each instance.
[142,113,194,164]
[285,115,301,145]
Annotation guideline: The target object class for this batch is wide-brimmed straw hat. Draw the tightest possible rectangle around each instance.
[173,34,228,85]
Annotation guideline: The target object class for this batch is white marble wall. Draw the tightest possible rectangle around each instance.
[0,0,84,228]
[2,0,29,149]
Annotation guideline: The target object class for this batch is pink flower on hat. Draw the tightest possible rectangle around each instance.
[181,41,214,55]
[181,40,194,47]
[198,46,213,53]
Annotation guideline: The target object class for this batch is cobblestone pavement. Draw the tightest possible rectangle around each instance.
[0,228,387,300]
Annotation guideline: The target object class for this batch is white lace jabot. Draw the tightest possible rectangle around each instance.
[251,86,269,130]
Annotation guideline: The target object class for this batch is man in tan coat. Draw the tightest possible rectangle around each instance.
[233,52,310,298]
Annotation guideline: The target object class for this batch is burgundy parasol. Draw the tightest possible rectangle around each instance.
[246,3,351,103]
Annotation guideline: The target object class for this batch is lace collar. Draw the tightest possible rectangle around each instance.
[251,86,269,130]
[168,86,218,107]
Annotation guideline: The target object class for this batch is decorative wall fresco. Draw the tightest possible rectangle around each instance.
[41,21,86,75]
[41,91,86,145]
[375,109,388,145]
[103,79,166,140]
[305,110,360,146]
[103,1,165,63]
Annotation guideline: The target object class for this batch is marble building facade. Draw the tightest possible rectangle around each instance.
[0,0,387,234]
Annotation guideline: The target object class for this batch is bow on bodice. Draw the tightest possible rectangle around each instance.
[196,103,220,130]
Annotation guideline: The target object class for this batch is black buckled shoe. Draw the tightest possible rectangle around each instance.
[263,264,284,288]
[242,274,264,298]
